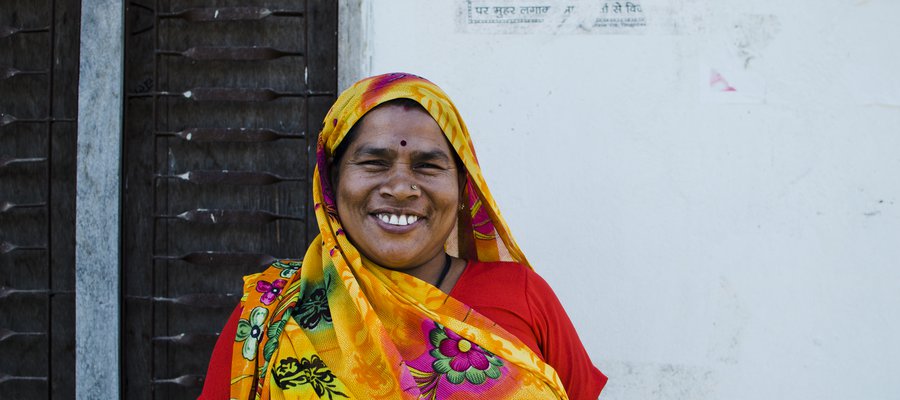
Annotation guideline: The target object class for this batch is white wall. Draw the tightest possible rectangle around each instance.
[344,1,900,398]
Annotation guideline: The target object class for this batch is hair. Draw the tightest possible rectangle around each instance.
[330,98,464,172]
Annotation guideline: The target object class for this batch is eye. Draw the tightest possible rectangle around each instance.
[414,162,445,170]
[356,159,390,169]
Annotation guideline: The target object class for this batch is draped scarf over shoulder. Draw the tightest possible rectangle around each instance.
[230,73,568,399]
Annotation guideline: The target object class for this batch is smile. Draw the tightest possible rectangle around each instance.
[375,213,419,226]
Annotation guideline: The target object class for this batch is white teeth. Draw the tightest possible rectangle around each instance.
[376,213,419,226]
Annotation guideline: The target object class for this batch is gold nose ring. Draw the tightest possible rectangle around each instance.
[411,184,419,190]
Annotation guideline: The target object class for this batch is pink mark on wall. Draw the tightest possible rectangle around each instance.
[710,70,737,92]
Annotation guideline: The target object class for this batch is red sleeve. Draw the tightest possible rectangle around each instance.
[525,268,608,400]
[199,305,242,400]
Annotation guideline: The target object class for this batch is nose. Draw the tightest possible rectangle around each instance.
[379,165,419,200]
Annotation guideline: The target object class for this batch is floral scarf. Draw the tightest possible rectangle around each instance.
[229,73,568,399]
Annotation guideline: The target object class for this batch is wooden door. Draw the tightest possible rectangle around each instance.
[121,1,337,398]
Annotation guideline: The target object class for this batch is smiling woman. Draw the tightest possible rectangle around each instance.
[333,101,463,281]
[200,73,606,399]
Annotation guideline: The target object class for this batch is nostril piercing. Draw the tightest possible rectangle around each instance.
[411,184,418,190]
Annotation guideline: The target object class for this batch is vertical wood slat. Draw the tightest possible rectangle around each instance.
[307,0,340,245]
[49,2,80,397]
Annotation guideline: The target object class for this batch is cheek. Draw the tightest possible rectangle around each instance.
[433,181,461,220]
[334,173,367,217]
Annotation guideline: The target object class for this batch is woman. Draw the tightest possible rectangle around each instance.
[201,73,606,399]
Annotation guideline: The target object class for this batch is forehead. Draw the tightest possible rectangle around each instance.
[347,104,450,151]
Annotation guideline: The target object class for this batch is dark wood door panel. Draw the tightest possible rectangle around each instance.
[0,0,79,398]
[122,1,336,398]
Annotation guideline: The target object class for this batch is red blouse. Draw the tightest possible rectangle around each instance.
[201,261,606,399]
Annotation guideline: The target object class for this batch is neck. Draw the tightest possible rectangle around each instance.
[433,253,452,288]
[401,252,452,287]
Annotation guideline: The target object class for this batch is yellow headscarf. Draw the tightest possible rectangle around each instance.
[229,73,567,399]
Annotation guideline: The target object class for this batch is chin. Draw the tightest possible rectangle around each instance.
[369,252,423,270]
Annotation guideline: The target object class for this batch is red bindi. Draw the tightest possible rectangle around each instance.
[400,140,407,146]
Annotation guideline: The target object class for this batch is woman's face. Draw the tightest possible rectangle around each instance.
[333,103,461,271]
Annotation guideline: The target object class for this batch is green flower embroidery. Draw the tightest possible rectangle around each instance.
[235,306,269,360]
[429,324,503,385]
[272,259,301,278]
[263,318,288,362]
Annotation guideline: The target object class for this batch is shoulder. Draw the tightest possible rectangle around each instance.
[464,260,557,295]
[247,259,302,280]
[455,260,563,316]
[240,259,302,298]
[464,259,530,280]
[454,260,528,296]
[268,258,303,276]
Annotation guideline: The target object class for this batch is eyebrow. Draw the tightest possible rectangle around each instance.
[352,146,452,163]
[413,150,452,163]
[353,146,395,159]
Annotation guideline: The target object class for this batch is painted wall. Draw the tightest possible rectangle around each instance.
[343,1,900,398]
